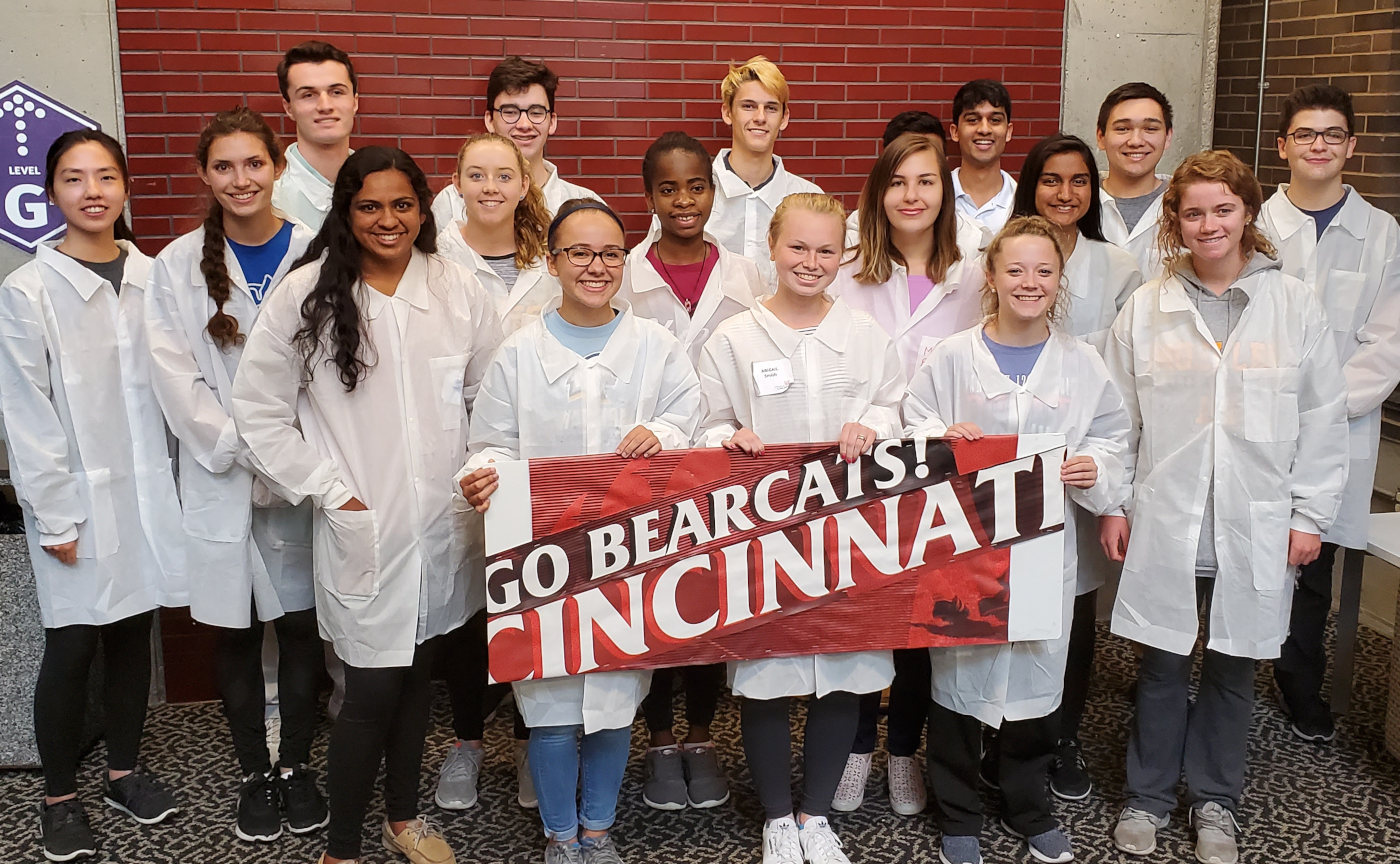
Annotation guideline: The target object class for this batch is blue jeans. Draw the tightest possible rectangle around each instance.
[529,724,631,840]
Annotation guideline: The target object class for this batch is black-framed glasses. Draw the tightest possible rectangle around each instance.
[491,104,551,124]
[552,246,626,268]
[1285,127,1350,145]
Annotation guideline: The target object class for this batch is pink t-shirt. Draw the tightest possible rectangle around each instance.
[646,242,720,317]
[907,274,936,314]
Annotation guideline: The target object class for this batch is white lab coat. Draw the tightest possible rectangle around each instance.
[1062,236,1144,354]
[696,297,905,699]
[1104,256,1348,660]
[617,223,764,365]
[708,149,823,290]
[845,209,987,263]
[902,325,1129,726]
[0,242,186,627]
[430,159,604,229]
[828,254,985,380]
[952,168,1016,236]
[1260,186,1400,550]
[232,250,503,668]
[434,221,560,336]
[1099,175,1169,280]
[271,143,339,234]
[146,223,317,629]
[464,299,702,733]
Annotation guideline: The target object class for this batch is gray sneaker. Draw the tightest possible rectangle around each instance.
[641,747,687,810]
[580,834,626,864]
[544,840,583,864]
[434,743,483,810]
[515,741,538,809]
[1113,807,1169,856]
[1191,802,1239,864]
[682,744,729,808]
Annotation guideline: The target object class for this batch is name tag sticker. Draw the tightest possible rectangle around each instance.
[752,358,793,396]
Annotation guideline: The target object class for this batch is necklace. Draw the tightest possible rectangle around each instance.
[654,242,711,314]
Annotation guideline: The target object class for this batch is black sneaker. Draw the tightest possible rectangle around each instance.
[38,799,97,862]
[235,771,282,842]
[979,728,1000,790]
[102,771,178,825]
[277,764,329,834]
[1049,738,1092,801]
[1274,668,1336,743]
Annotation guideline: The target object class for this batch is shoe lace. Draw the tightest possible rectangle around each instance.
[766,821,801,858]
[1194,803,1237,837]
[801,821,846,863]
[119,771,166,805]
[48,800,88,830]
[1120,807,1160,827]
[1055,739,1086,771]
[403,814,445,848]
[442,747,478,782]
[281,767,316,802]
[581,834,623,864]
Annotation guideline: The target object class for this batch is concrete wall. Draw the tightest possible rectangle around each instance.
[1061,0,1222,172]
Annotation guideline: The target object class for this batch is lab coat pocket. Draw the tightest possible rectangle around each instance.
[1248,500,1292,591]
[1324,271,1366,334]
[1241,367,1299,443]
[315,507,381,599]
[428,354,469,431]
[76,468,119,559]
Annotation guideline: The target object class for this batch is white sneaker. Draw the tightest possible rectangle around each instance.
[887,754,926,816]
[762,816,803,864]
[831,752,872,812]
[798,816,852,864]
[514,740,538,809]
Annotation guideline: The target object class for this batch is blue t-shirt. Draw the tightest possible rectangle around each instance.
[544,308,622,359]
[982,330,1047,387]
[227,220,294,306]
[1301,190,1348,241]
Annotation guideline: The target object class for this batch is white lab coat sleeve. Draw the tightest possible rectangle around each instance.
[856,337,906,437]
[1102,302,1143,518]
[463,342,522,473]
[900,348,951,438]
[1288,291,1349,536]
[1342,243,1400,419]
[1065,351,1131,517]
[0,280,83,545]
[231,288,351,510]
[144,254,241,474]
[695,334,742,448]
[641,336,703,449]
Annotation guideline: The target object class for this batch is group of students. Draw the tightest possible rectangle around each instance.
[2,38,1397,864]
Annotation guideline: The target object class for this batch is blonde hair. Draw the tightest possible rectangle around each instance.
[1158,150,1276,278]
[720,55,789,110]
[767,192,846,251]
[453,133,549,268]
[980,215,1070,325]
[855,133,961,286]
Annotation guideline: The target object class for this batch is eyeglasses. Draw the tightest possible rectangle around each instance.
[1285,127,1350,145]
[552,246,626,268]
[492,104,551,124]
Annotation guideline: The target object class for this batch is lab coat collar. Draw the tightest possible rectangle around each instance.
[1268,184,1368,242]
[285,142,331,185]
[35,240,138,302]
[628,225,754,307]
[750,295,853,356]
[535,296,640,385]
[438,221,549,299]
[1158,252,1278,318]
[714,149,793,209]
[968,322,1065,409]
[358,249,432,318]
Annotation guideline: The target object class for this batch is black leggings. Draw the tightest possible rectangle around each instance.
[741,691,860,820]
[1056,590,1098,743]
[34,610,154,798]
[215,607,321,775]
[442,610,526,741]
[642,664,723,736]
[853,648,930,756]
[325,642,436,860]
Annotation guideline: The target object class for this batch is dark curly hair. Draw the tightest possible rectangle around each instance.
[289,146,437,391]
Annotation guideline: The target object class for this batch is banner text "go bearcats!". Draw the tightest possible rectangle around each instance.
[483,435,1067,684]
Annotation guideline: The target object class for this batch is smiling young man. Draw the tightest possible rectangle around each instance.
[1095,82,1174,278]
[431,57,602,228]
[272,41,358,232]
[1264,84,1400,745]
[707,55,822,289]
[949,80,1016,236]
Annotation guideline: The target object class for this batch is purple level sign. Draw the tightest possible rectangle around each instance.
[1,81,100,253]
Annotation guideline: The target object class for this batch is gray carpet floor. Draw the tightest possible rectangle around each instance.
[2,622,1398,863]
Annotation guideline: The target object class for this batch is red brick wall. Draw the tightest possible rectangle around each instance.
[115,0,1067,249]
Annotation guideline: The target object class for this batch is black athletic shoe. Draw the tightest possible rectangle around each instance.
[102,771,178,825]
[277,764,329,834]
[1274,668,1337,743]
[38,799,97,862]
[1049,738,1092,801]
[235,771,282,843]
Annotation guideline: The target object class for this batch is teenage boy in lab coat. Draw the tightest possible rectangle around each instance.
[272,40,358,232]
[1095,82,1173,278]
[949,79,1016,237]
[707,55,823,289]
[431,56,604,227]
[1265,84,1400,744]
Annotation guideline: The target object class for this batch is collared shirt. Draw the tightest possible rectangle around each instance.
[271,143,343,233]
[708,149,823,290]
[952,168,1016,235]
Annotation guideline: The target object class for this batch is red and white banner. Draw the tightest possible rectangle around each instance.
[484,435,1066,684]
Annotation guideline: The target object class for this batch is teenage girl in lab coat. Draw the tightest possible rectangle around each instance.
[903,215,1130,864]
[232,147,503,864]
[145,107,325,842]
[459,198,702,864]
[1007,133,1144,802]
[696,192,905,864]
[826,131,983,818]
[0,130,183,861]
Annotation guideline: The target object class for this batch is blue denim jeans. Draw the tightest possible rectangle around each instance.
[529,724,631,840]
